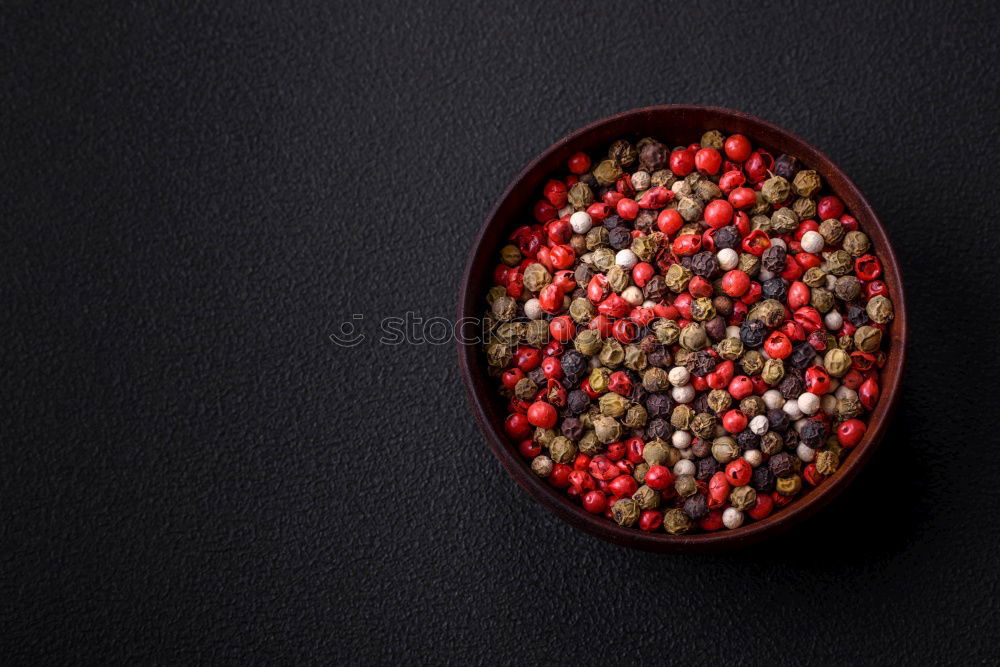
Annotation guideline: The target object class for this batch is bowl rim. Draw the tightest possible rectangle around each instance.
[457,105,907,552]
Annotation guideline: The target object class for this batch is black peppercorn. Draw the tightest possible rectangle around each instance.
[736,429,760,451]
[687,350,718,377]
[760,277,787,302]
[767,408,790,432]
[561,351,587,378]
[603,214,624,230]
[740,319,767,348]
[692,393,711,414]
[691,437,711,458]
[769,451,795,477]
[645,417,672,441]
[751,466,776,492]
[566,389,590,414]
[787,342,816,370]
[645,393,675,418]
[638,139,669,172]
[779,371,805,400]
[696,456,721,481]
[799,420,827,448]
[690,251,720,278]
[643,274,668,302]
[714,225,741,250]
[609,226,632,250]
[773,153,799,181]
[683,493,709,521]
[705,315,727,341]
[848,303,870,328]
[561,416,585,441]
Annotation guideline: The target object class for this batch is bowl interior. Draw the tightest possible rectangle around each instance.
[458,106,906,552]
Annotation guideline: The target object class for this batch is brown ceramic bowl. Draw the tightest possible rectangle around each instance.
[458,106,906,552]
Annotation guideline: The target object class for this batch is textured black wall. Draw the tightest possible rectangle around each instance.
[3,1,998,663]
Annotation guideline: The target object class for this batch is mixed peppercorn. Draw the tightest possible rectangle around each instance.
[484,131,892,534]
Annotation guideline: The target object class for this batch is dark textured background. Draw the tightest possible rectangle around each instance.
[3,1,999,663]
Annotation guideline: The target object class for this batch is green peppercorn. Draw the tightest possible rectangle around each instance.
[738,252,761,277]
[575,329,602,356]
[598,393,628,418]
[690,297,716,322]
[588,367,610,393]
[642,439,671,466]
[633,462,650,484]
[608,139,638,167]
[567,181,594,210]
[762,358,785,386]
[748,299,785,328]
[833,275,862,302]
[750,214,772,233]
[500,244,522,267]
[675,474,697,498]
[642,367,670,392]
[591,247,615,272]
[823,250,853,276]
[811,287,836,313]
[740,395,766,418]
[633,484,661,510]
[578,430,601,456]
[679,322,708,351]
[824,348,851,378]
[650,169,675,188]
[717,336,744,361]
[671,405,694,431]
[585,226,609,250]
[493,321,524,346]
[485,341,513,368]
[654,318,680,345]
[760,431,784,455]
[792,169,821,197]
[819,218,846,245]
[711,436,740,463]
[776,474,803,496]
[548,436,577,464]
[791,197,817,220]
[664,263,693,293]
[739,349,765,376]
[623,404,648,428]
[534,427,556,447]
[815,449,839,476]
[486,286,507,307]
[530,455,553,477]
[522,263,551,292]
[761,175,790,204]
[606,265,629,293]
[842,230,871,257]
[664,508,693,535]
[632,235,659,263]
[701,129,724,149]
[631,170,651,191]
[836,397,863,420]
[803,267,827,288]
[677,196,702,222]
[750,191,771,215]
[593,159,623,186]
[611,498,640,527]
[593,415,622,444]
[492,296,517,321]
[514,377,537,400]
[690,412,717,439]
[695,180,722,203]
[569,297,596,324]
[525,319,549,348]
[866,295,894,324]
[707,389,732,413]
[854,325,883,353]
[770,207,799,234]
[599,339,625,367]
[729,485,757,510]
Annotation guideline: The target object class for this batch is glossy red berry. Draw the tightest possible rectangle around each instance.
[527,401,557,429]
[725,458,752,486]
[656,208,683,235]
[504,413,532,440]
[704,199,733,228]
[514,345,542,371]
[728,186,756,210]
[540,356,562,380]
[616,197,639,220]
[582,490,606,513]
[549,315,575,343]
[837,419,867,448]
[501,368,524,390]
[763,331,792,359]
[817,195,844,220]
[694,147,722,175]
[548,463,572,488]
[518,439,541,458]
[721,269,751,297]
[747,493,774,520]
[724,134,752,162]
[538,284,564,314]
[609,474,638,497]
[567,152,591,175]
[644,464,674,491]
[639,510,663,532]
[669,148,695,176]
[722,409,748,434]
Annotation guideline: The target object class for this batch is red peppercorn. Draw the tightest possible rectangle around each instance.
[538,284,564,314]
[549,315,575,343]
[549,463,572,488]
[859,377,880,410]
[546,219,572,244]
[615,459,635,476]
[725,458,752,486]
[695,147,722,175]
[721,269,751,297]
[588,314,613,337]
[669,148,695,176]
[501,368,524,390]
[741,229,771,256]
[548,244,575,270]
[747,493,774,520]
[567,151,591,175]
[597,293,629,318]
[688,275,713,298]
[609,474,638,497]
[644,464,674,491]
[796,252,821,270]
[804,366,831,395]
[673,293,693,319]
[616,197,639,220]
[744,150,773,183]
[837,419,867,448]
[787,281,810,310]
[763,331,793,359]
[542,180,567,208]
[629,306,654,327]
[719,170,746,193]
[580,377,599,399]
[722,409,748,434]
[586,202,609,221]
[518,439,540,458]
[780,254,804,281]
[728,187,756,210]
[527,401,557,429]
[771,491,793,508]
[552,270,576,293]
[637,186,674,209]
[794,306,823,333]
[542,339,563,358]
[632,262,654,287]
[727,375,754,400]
[724,134,752,162]
[608,371,633,396]
[582,490,606,513]
[673,234,702,256]
[589,455,619,481]
[639,510,663,532]
[803,463,824,487]
[611,319,637,344]
[625,437,645,464]
[568,470,595,493]
[533,200,557,223]
[605,440,626,461]
[540,356,563,381]
[573,453,591,471]
[816,195,844,220]
[740,282,762,305]
[865,280,889,299]
[504,413,532,440]
[700,509,725,531]
[854,254,882,281]
[708,471,730,509]
[703,199,733,228]
[514,345,542,371]
[656,208,683,235]
[603,190,624,207]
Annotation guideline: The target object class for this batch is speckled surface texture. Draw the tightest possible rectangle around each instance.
[3,1,998,663]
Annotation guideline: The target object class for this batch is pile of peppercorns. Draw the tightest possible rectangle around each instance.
[484,131,892,534]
